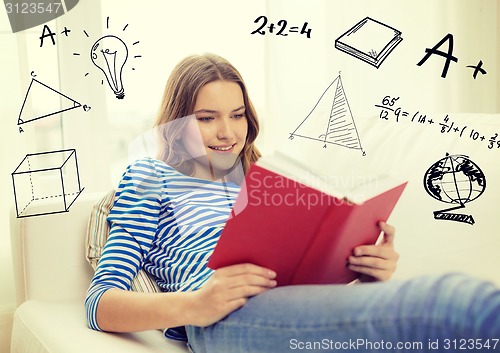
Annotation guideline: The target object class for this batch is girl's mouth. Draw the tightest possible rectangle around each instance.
[209,144,236,152]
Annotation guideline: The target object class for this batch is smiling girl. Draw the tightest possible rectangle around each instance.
[85,53,500,353]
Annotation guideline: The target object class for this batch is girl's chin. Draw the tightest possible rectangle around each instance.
[193,153,242,176]
[209,153,240,170]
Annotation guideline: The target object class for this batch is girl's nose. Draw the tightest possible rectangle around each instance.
[217,118,235,140]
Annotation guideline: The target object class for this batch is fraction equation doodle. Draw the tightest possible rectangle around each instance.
[251,16,311,38]
[375,95,500,151]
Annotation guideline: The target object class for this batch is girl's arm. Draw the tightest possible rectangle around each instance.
[96,288,191,332]
[95,263,277,332]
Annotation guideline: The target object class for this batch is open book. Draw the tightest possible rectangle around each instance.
[208,152,407,285]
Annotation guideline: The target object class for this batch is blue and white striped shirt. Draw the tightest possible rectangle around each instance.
[85,158,240,335]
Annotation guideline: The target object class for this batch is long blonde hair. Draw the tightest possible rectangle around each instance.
[154,53,261,178]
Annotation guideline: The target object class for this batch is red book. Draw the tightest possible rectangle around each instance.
[208,152,407,286]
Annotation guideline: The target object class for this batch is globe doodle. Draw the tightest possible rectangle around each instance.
[423,153,486,225]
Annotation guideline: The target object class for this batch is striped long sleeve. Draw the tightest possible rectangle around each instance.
[85,159,164,330]
[84,158,240,332]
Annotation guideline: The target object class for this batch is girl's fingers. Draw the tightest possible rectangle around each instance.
[217,263,277,279]
[379,221,396,245]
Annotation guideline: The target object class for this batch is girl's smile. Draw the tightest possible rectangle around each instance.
[183,80,248,180]
[208,143,236,152]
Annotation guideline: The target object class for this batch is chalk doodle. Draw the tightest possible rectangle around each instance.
[335,17,403,68]
[11,149,84,218]
[18,74,89,130]
[38,19,141,98]
[289,74,365,155]
[90,34,129,99]
[374,95,500,151]
[251,15,312,38]
[466,60,487,80]
[423,153,485,225]
[416,33,487,80]
[70,16,142,99]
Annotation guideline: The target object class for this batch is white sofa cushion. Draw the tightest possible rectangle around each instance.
[10,193,100,304]
[11,300,188,353]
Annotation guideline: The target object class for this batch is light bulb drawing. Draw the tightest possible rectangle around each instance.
[71,16,142,99]
[90,35,128,99]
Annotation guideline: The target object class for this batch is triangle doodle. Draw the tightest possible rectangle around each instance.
[18,78,82,125]
[289,74,365,155]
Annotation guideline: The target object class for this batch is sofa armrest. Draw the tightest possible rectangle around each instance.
[11,301,189,353]
[10,192,106,305]
[10,192,190,353]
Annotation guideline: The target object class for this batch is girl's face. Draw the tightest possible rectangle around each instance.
[182,80,248,180]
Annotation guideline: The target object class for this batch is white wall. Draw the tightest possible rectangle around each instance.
[0,8,28,352]
[264,0,500,286]
[266,0,499,166]
[498,3,500,111]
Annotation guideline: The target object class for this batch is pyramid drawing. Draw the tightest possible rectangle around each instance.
[18,78,82,125]
[289,74,365,154]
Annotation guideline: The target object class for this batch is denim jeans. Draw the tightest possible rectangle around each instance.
[186,273,500,352]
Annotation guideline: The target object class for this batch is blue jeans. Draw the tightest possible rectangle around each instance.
[186,273,500,352]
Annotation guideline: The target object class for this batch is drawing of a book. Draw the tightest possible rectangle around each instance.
[335,17,403,68]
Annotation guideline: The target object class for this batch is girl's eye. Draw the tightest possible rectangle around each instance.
[233,114,245,119]
[197,117,214,122]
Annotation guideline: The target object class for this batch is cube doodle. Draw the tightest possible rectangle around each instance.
[12,149,84,218]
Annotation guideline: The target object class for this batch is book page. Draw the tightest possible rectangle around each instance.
[257,152,350,197]
[258,152,405,204]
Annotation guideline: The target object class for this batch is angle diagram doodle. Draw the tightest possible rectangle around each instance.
[18,77,82,126]
[289,74,365,155]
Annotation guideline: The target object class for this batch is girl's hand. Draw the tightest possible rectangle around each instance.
[186,263,277,327]
[348,221,399,282]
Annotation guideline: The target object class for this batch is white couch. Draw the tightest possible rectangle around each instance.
[10,192,189,353]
